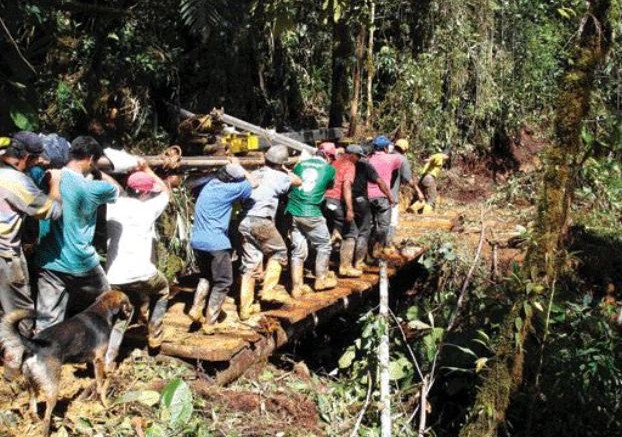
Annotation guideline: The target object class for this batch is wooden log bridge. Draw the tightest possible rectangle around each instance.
[126,213,459,384]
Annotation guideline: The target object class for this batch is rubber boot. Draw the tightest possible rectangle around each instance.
[239,274,260,321]
[291,258,313,298]
[188,278,209,323]
[314,252,338,291]
[202,291,228,333]
[148,296,169,349]
[339,239,362,277]
[354,241,368,271]
[260,259,292,304]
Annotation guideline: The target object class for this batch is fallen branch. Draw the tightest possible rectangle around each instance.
[447,214,486,332]
[0,16,37,75]
[418,211,487,435]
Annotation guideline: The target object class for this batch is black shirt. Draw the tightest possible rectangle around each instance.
[352,159,380,199]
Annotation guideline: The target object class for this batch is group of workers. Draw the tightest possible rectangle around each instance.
[0,130,449,380]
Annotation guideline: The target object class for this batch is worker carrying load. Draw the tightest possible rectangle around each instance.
[285,143,337,295]
[415,148,452,211]
[237,145,302,320]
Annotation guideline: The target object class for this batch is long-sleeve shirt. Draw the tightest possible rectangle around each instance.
[0,163,61,257]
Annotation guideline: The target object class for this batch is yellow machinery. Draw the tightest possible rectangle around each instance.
[220,132,260,154]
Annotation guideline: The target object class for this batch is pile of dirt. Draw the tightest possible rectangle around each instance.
[440,125,547,204]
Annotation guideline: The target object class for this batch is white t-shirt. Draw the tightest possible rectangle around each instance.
[106,192,169,284]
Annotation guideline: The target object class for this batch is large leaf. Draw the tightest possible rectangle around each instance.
[160,379,193,430]
[9,106,38,131]
[338,346,356,369]
[114,390,161,407]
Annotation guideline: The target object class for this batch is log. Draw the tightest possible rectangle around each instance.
[97,155,299,171]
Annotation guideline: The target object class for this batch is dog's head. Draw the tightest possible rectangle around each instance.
[95,290,134,321]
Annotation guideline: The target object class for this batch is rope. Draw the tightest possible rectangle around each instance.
[159,145,182,170]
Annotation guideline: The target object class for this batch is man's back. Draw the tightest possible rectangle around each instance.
[37,168,118,274]
[367,152,403,199]
[106,193,169,284]
[244,166,291,219]
[191,178,252,252]
[325,155,355,201]
[286,157,336,217]
[0,163,60,256]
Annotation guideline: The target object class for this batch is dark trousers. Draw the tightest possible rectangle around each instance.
[369,197,392,248]
[325,198,358,240]
[111,271,169,340]
[36,265,109,333]
[354,196,373,263]
[194,249,233,312]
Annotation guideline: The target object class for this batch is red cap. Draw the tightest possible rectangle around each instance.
[127,171,162,194]
[318,142,337,157]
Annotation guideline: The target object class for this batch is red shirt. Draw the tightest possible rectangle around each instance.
[325,156,355,200]
[367,151,403,198]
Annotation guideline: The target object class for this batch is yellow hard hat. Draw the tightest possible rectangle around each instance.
[395,139,409,151]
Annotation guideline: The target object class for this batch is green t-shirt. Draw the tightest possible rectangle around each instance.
[286,157,336,217]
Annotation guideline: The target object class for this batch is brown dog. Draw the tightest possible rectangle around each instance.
[0,290,133,437]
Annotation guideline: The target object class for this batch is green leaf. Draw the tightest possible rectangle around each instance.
[406,306,420,321]
[338,347,356,369]
[74,417,93,432]
[145,423,167,437]
[9,107,37,131]
[408,320,431,330]
[515,317,523,331]
[114,390,161,407]
[389,361,406,381]
[160,378,193,430]
[423,328,444,362]
[446,343,478,358]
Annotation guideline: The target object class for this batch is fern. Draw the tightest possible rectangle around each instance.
[179,0,230,39]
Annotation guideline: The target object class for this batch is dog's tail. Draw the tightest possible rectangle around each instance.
[0,309,38,354]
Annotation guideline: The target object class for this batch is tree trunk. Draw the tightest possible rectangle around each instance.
[364,0,375,128]
[329,1,352,128]
[459,2,613,436]
[348,25,366,136]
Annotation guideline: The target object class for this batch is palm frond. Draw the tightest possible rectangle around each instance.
[179,0,231,39]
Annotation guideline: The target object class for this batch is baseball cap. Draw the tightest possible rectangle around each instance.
[127,171,162,194]
[372,135,392,150]
[12,131,43,155]
[318,142,337,157]
[395,139,409,151]
[41,134,71,168]
[346,144,366,157]
[225,163,246,180]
